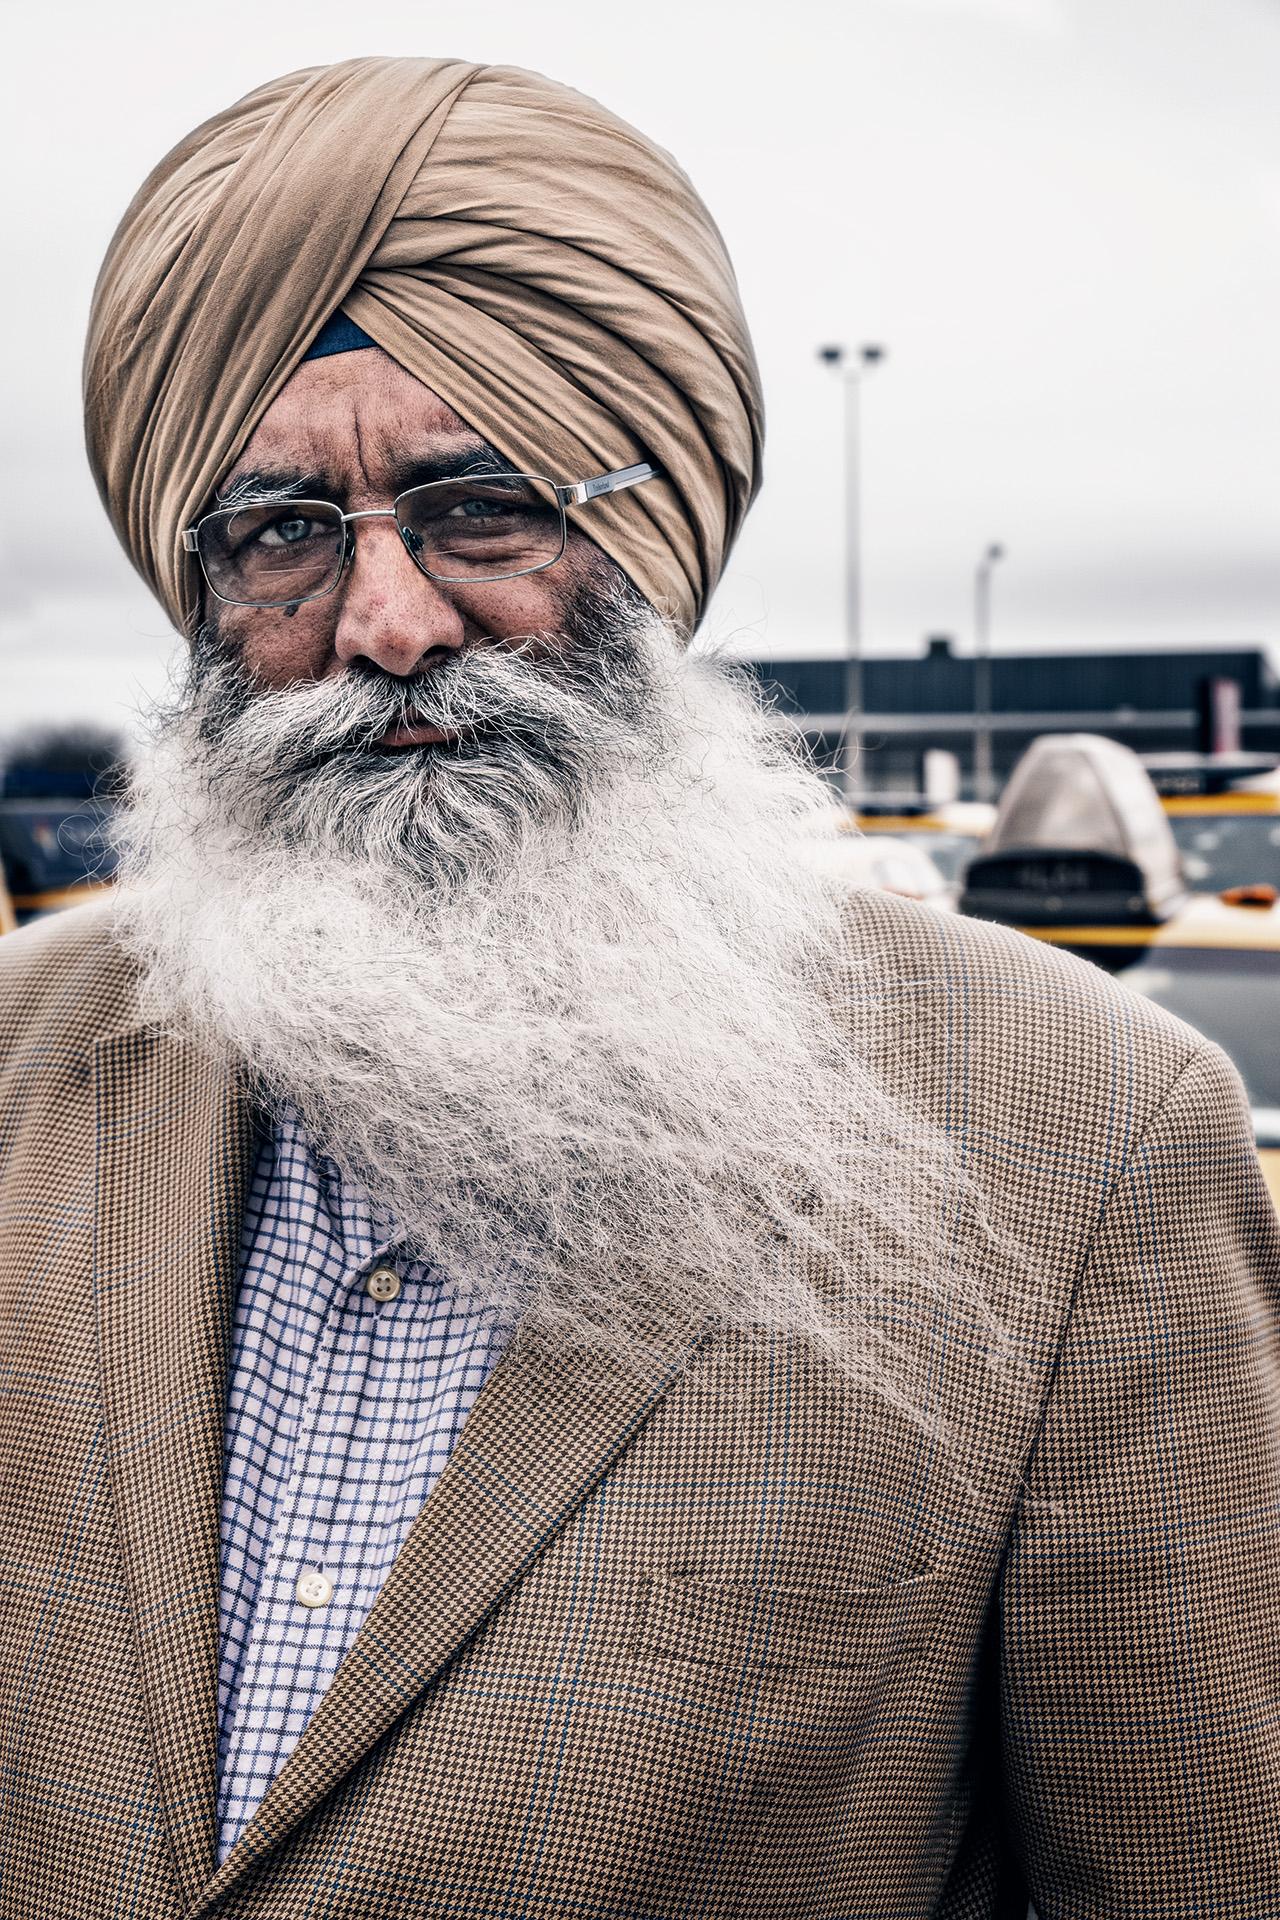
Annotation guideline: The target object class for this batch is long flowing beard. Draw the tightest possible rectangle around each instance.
[114,597,1008,1430]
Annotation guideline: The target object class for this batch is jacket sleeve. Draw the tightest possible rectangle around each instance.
[997,1037,1280,1916]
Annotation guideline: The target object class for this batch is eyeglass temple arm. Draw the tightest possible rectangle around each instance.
[556,462,662,508]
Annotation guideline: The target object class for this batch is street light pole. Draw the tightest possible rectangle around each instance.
[973,542,1005,804]
[818,342,886,803]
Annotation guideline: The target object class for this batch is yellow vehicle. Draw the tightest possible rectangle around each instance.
[0,732,126,932]
[1161,778,1280,894]
[0,802,116,930]
[961,735,1280,1209]
[847,799,996,888]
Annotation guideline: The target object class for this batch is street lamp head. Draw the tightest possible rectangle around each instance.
[817,343,888,378]
[985,542,1006,565]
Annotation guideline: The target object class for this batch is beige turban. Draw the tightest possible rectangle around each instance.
[83,57,764,639]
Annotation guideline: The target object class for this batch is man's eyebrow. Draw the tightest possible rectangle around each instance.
[213,443,519,509]
[387,442,519,492]
[215,468,328,507]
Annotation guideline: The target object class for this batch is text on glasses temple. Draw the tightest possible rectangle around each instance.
[555,463,663,507]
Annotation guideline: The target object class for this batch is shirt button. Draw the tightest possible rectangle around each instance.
[365,1265,401,1303]
[296,1570,334,1609]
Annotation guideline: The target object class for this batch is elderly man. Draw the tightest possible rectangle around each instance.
[0,55,1276,1920]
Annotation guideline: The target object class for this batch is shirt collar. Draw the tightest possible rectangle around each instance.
[272,1103,405,1271]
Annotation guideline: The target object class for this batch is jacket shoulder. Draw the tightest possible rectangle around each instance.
[0,899,140,1063]
[834,886,1227,1135]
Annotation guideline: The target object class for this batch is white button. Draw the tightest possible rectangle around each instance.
[365,1265,401,1303]
[296,1570,333,1609]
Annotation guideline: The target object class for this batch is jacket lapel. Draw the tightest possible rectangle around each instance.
[93,1026,252,1911]
[197,1316,708,1913]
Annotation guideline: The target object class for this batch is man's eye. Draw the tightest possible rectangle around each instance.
[257,514,322,546]
[448,497,512,521]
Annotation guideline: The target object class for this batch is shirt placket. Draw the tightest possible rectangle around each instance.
[217,1190,406,1851]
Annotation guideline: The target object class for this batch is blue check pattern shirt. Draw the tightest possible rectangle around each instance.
[215,1107,507,1864]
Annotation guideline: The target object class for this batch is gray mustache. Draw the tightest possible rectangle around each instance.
[226,644,596,761]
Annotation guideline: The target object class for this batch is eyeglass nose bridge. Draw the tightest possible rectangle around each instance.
[334,505,425,571]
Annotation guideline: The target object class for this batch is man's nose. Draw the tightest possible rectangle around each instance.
[331,514,467,674]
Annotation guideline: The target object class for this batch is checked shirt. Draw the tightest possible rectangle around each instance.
[215,1107,506,1862]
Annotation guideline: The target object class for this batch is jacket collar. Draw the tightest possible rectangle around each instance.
[92,1023,252,1908]
[92,1021,705,1916]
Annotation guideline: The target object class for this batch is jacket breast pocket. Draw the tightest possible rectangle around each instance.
[629,1565,943,1680]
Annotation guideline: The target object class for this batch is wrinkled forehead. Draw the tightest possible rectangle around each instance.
[218,342,501,503]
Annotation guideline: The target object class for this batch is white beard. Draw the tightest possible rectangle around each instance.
[114,605,993,1420]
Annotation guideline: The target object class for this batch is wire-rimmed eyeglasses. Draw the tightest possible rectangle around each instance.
[179,462,662,610]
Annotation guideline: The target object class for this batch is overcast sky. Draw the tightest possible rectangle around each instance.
[3,0,1278,734]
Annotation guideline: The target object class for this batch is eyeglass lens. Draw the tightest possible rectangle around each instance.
[401,475,565,584]
[195,476,566,607]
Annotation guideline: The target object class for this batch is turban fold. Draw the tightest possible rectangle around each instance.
[83,57,764,637]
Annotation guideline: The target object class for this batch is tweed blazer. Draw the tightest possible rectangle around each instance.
[0,892,1277,1920]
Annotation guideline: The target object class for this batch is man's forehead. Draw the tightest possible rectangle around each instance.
[219,349,492,496]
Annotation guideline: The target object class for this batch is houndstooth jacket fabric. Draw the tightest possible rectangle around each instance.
[0,891,1276,1920]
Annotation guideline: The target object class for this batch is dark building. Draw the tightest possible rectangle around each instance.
[743,638,1280,796]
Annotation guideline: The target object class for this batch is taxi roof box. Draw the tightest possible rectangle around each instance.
[960,733,1187,928]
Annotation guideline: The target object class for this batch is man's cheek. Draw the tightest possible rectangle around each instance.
[453,546,595,648]
[230,614,338,690]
